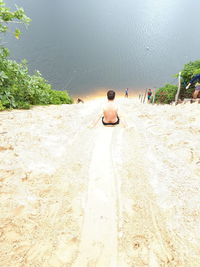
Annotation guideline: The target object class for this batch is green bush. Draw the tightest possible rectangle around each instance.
[155,84,177,104]
[0,48,73,110]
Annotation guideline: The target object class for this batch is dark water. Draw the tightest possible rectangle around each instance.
[4,0,200,97]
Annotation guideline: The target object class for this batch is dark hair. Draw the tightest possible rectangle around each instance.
[107,90,115,100]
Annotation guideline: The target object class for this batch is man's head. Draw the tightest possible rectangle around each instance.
[107,90,115,101]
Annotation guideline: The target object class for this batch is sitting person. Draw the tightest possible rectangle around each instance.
[102,90,119,126]
[90,90,126,127]
[77,98,84,104]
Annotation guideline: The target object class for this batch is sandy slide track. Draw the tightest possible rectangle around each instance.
[73,127,118,267]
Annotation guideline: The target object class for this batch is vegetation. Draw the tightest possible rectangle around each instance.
[0,0,73,111]
[155,60,200,104]
[155,84,177,104]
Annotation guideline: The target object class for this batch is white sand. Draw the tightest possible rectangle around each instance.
[0,98,199,266]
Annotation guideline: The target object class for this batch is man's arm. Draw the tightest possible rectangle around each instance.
[186,83,191,89]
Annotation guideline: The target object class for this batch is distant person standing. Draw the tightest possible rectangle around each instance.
[125,88,129,98]
[147,89,152,103]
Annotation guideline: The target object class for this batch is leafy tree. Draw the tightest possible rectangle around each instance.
[0,0,31,39]
[180,60,200,83]
[0,0,73,110]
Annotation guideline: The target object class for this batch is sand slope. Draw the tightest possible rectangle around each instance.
[0,99,200,266]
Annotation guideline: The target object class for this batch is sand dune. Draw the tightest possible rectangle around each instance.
[0,98,199,266]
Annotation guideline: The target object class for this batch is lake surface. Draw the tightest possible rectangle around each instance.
[4,0,200,98]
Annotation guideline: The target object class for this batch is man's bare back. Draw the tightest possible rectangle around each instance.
[102,102,119,124]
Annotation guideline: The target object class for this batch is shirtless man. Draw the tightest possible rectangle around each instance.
[102,90,119,126]
[90,90,126,127]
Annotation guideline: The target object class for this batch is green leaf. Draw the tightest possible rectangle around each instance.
[14,28,20,39]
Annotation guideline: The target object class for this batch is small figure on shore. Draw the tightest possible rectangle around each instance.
[77,98,84,104]
[186,73,200,99]
[147,89,152,103]
[125,88,129,98]
[89,90,126,128]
